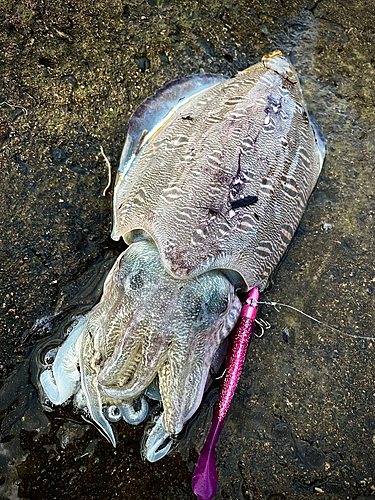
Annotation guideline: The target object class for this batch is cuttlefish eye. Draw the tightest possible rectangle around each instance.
[117,253,150,293]
[197,293,230,326]
[180,275,233,329]
[128,270,145,290]
[211,289,232,317]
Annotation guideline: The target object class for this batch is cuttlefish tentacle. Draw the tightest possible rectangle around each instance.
[142,413,172,463]
[144,379,162,401]
[142,333,230,462]
[104,405,122,422]
[120,397,149,425]
[41,240,242,456]
[98,333,170,400]
[104,400,149,425]
[160,295,242,437]
[96,243,175,399]
[142,292,242,461]
[79,326,116,447]
[40,314,89,404]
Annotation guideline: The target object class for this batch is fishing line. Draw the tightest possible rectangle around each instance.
[258,301,375,341]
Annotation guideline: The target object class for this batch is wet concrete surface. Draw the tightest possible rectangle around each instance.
[1,0,375,498]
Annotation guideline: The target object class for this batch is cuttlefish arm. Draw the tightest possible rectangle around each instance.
[40,314,89,405]
[96,241,242,455]
[41,240,242,456]
[79,325,117,447]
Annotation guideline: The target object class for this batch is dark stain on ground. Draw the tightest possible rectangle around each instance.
[1,0,375,499]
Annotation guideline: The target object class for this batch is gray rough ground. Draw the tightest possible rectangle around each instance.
[1,0,375,499]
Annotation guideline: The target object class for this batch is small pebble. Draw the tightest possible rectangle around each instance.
[61,75,78,89]
[159,53,169,64]
[321,222,333,231]
[314,487,324,494]
[134,57,150,72]
[282,328,289,343]
[51,146,68,165]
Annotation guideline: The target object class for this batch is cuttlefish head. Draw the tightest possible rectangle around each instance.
[40,239,241,460]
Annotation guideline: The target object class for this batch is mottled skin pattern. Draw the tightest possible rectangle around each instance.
[86,241,240,431]
[113,52,324,291]
[40,52,324,460]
